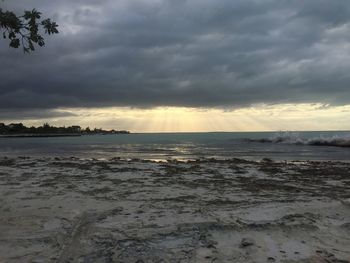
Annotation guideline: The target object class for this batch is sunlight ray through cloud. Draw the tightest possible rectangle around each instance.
[6,103,350,132]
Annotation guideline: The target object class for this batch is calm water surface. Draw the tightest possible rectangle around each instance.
[1,131,350,161]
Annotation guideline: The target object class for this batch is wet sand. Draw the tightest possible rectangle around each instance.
[0,157,349,262]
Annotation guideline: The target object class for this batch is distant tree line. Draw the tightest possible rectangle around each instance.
[0,123,130,135]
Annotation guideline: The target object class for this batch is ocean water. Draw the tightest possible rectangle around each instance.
[1,131,350,161]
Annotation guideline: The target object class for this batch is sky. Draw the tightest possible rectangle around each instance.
[1,0,350,132]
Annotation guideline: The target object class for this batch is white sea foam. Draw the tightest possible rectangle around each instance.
[255,131,350,147]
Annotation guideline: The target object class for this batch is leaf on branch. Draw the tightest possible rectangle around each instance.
[41,19,59,35]
[9,38,20,48]
[0,8,58,52]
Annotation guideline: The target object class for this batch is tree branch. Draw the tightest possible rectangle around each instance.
[0,8,58,52]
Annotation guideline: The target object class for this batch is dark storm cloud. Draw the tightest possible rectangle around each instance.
[0,109,76,121]
[1,0,350,112]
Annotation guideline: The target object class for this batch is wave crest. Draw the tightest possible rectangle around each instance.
[251,132,350,147]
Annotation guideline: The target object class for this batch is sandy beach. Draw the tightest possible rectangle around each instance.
[0,157,349,262]
[3,0,350,261]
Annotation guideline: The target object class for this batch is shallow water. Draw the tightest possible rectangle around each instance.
[1,131,350,161]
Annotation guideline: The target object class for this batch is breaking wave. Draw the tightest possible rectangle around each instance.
[249,132,350,147]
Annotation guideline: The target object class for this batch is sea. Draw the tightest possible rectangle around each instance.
[1,131,350,161]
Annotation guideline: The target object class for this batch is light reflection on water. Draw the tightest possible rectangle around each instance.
[0,131,350,161]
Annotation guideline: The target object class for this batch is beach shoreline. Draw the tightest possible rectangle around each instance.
[0,134,82,138]
[0,156,349,262]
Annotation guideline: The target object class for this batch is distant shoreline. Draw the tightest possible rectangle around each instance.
[0,133,130,138]
[0,134,82,138]
[0,123,130,137]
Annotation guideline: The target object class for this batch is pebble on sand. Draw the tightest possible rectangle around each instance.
[240,238,255,248]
